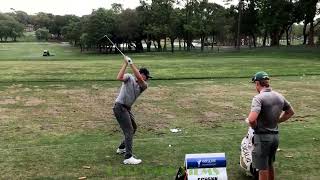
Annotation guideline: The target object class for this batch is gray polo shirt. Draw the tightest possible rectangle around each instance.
[115,73,148,107]
[251,87,291,133]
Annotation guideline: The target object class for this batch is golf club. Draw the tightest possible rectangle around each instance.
[104,35,126,57]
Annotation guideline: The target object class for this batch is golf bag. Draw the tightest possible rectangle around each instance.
[240,127,258,179]
[175,166,187,180]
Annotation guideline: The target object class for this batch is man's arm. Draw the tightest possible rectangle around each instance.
[117,60,128,81]
[278,107,295,123]
[246,96,261,128]
[125,56,147,87]
[247,111,259,128]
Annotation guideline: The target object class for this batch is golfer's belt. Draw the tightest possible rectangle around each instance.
[254,131,278,134]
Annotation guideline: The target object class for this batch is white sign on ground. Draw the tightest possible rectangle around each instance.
[185,153,228,180]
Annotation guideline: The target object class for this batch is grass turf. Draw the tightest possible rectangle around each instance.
[0,42,319,179]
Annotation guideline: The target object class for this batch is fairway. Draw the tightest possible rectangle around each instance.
[0,43,320,180]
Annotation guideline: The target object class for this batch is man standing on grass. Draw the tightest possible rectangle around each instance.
[246,71,295,180]
[113,56,151,165]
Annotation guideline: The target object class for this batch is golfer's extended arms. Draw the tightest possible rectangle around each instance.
[278,107,295,123]
[117,61,128,81]
[129,63,146,85]
[247,111,259,128]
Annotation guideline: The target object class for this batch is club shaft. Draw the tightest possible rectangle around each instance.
[105,35,125,57]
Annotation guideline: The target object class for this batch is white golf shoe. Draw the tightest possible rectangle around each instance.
[116,148,126,154]
[123,156,142,165]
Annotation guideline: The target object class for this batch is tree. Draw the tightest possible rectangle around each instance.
[168,8,184,52]
[241,0,260,47]
[82,8,117,49]
[49,15,78,39]
[184,0,195,51]
[291,23,304,44]
[117,9,144,52]
[315,18,320,45]
[0,13,24,41]
[236,0,243,50]
[111,3,123,14]
[256,0,300,46]
[136,1,153,52]
[35,28,50,40]
[192,0,211,52]
[11,10,31,25]
[31,12,53,30]
[80,33,89,51]
[283,1,305,46]
[301,0,319,45]
[149,0,175,51]
[62,20,81,45]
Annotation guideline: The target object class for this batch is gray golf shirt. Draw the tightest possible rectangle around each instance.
[251,87,291,133]
[115,73,147,107]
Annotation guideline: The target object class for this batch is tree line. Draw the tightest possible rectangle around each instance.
[0,0,319,52]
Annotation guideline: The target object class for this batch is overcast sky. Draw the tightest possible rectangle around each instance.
[0,0,237,16]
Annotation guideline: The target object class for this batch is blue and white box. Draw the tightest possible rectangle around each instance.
[185,153,228,180]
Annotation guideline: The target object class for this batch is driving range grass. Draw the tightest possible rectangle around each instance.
[0,42,319,179]
[0,43,320,82]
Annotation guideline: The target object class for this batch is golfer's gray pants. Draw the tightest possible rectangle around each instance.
[113,103,137,159]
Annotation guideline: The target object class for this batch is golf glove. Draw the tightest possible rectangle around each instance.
[125,56,133,65]
[245,118,250,124]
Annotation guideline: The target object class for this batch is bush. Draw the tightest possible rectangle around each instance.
[35,28,50,41]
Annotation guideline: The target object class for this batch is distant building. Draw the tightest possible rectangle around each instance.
[25,24,34,32]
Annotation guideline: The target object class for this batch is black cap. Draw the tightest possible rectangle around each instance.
[139,68,152,79]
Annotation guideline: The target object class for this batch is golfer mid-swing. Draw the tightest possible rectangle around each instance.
[113,56,151,165]
[246,71,294,180]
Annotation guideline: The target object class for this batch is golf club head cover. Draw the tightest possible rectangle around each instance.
[125,56,133,64]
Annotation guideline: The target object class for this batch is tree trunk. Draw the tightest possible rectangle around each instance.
[236,0,243,50]
[286,27,290,46]
[252,33,256,48]
[157,39,162,52]
[147,39,151,52]
[308,21,315,46]
[263,30,267,47]
[179,39,181,51]
[187,41,191,51]
[128,43,132,51]
[170,38,175,53]
[135,40,143,52]
[153,41,157,49]
[270,29,281,46]
[183,40,186,50]
[286,29,291,46]
[303,21,308,45]
[164,37,167,51]
[187,33,191,51]
[234,35,237,47]
[200,36,204,52]
[211,34,214,50]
